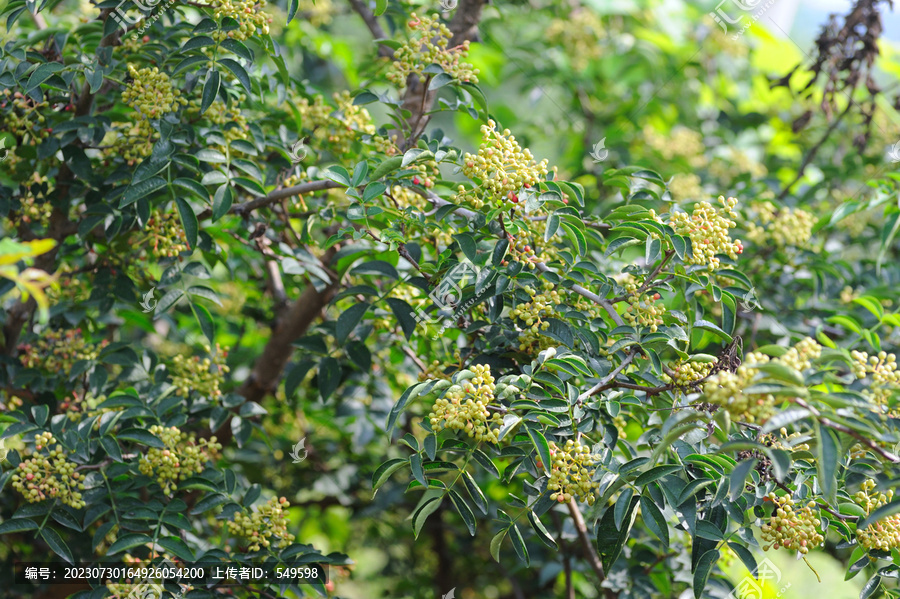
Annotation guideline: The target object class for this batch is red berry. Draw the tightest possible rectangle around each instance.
[413,176,421,185]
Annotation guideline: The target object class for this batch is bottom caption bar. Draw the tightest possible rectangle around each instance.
[14,561,328,585]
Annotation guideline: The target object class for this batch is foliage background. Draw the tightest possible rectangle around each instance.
[1,0,900,598]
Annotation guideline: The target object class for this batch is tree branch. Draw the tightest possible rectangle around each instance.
[567,499,615,599]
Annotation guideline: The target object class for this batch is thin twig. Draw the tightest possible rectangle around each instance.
[567,499,616,599]
[577,350,639,404]
[777,102,853,200]
[792,397,900,463]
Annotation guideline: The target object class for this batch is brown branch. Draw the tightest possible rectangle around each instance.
[567,499,616,599]
[576,350,639,404]
[197,180,341,221]
[777,102,853,200]
[346,0,393,58]
[236,246,341,407]
[611,250,675,303]
[792,397,900,463]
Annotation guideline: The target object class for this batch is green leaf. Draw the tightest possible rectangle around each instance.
[640,494,669,546]
[31,404,48,427]
[527,511,557,549]
[107,533,152,555]
[172,178,210,201]
[373,0,386,15]
[26,62,65,90]
[614,487,634,530]
[369,156,404,181]
[0,518,38,534]
[448,489,476,536]
[853,296,885,320]
[860,574,882,599]
[191,303,216,342]
[526,427,551,475]
[692,549,719,599]
[753,361,805,386]
[814,422,839,504]
[336,303,369,344]
[634,465,682,486]
[157,536,195,561]
[221,38,252,61]
[219,58,251,92]
[201,69,220,114]
[728,459,757,501]
[385,298,417,340]
[373,458,408,491]
[41,527,74,563]
[317,357,341,401]
[412,497,442,538]
[692,319,733,343]
[462,471,488,515]
[212,184,233,221]
[117,428,164,448]
[409,453,427,488]
[121,177,166,207]
[597,493,639,572]
[490,528,507,563]
[509,523,529,566]
[175,197,198,250]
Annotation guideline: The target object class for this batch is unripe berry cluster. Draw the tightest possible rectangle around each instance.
[13,193,53,228]
[145,211,189,258]
[655,196,743,271]
[545,10,604,71]
[206,0,271,41]
[663,358,717,389]
[855,479,900,551]
[668,172,704,202]
[138,426,222,494]
[641,125,708,168]
[227,496,295,551]
[850,350,900,411]
[11,432,86,508]
[18,328,109,372]
[185,98,249,144]
[760,493,824,554]
[170,344,230,398]
[510,284,559,332]
[459,120,550,210]
[764,428,810,452]
[703,338,821,423]
[547,439,600,505]
[0,90,53,152]
[745,201,814,248]
[121,65,187,119]
[708,148,767,181]
[428,364,504,444]
[619,276,666,332]
[388,13,479,87]
[297,92,376,156]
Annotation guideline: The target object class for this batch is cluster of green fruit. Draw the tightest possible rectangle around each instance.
[663,358,717,389]
[657,196,743,271]
[205,0,272,41]
[11,432,86,508]
[170,344,230,399]
[297,91,377,156]
[387,13,479,88]
[745,201,815,248]
[121,64,187,119]
[428,364,505,444]
[619,275,666,333]
[144,211,189,258]
[227,496,295,551]
[855,479,900,552]
[459,120,550,210]
[138,425,222,495]
[760,493,824,554]
[18,328,109,373]
[547,439,600,505]
[703,337,820,423]
[850,350,900,413]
